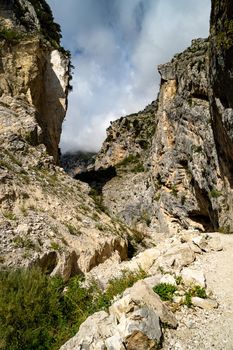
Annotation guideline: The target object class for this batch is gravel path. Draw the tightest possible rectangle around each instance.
[163,233,233,350]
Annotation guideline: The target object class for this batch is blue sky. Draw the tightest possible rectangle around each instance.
[47,0,211,153]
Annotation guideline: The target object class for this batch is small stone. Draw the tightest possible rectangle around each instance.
[110,280,178,328]
[181,268,206,287]
[143,275,161,289]
[191,297,218,310]
[16,223,31,235]
[189,242,203,254]
[192,236,208,251]
[207,234,223,251]
[105,335,124,350]
[160,274,177,286]
[173,296,183,304]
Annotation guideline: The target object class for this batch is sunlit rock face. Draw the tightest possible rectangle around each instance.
[0,0,70,162]
[149,38,222,234]
[209,0,233,232]
[76,38,228,235]
[0,1,131,276]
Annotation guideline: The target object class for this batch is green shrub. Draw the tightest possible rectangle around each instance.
[209,188,222,198]
[2,211,16,221]
[171,185,178,197]
[0,268,64,350]
[105,269,147,301]
[184,290,192,308]
[0,267,147,350]
[195,285,207,299]
[66,224,81,236]
[13,236,35,250]
[184,285,207,308]
[89,188,108,214]
[117,154,144,173]
[153,283,177,301]
[50,242,61,251]
[0,28,22,42]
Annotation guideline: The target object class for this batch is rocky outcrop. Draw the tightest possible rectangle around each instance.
[59,280,177,350]
[0,95,130,277]
[209,0,233,232]
[61,151,96,177]
[76,38,226,235]
[61,4,233,237]
[0,0,70,163]
[0,1,132,278]
[60,230,223,350]
[149,38,222,233]
[95,101,157,170]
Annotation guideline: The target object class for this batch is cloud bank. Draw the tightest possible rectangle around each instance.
[47,0,211,153]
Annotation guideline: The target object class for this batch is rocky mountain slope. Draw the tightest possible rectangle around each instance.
[0,0,132,279]
[75,35,233,236]
[1,0,233,349]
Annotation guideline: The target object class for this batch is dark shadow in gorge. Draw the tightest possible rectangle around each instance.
[75,166,117,194]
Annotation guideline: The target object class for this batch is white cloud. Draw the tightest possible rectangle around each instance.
[47,0,211,153]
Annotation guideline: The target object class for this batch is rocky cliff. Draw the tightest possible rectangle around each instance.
[58,1,233,347]
[76,38,227,236]
[0,0,70,163]
[0,0,132,279]
[69,7,233,239]
[1,0,233,349]
[209,0,233,232]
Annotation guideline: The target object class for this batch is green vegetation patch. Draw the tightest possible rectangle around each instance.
[214,19,233,50]
[13,236,35,250]
[209,188,222,198]
[66,223,82,236]
[117,154,144,173]
[0,268,63,350]
[184,285,207,308]
[89,188,107,213]
[105,269,147,301]
[0,268,147,350]
[153,283,177,301]
[2,210,16,221]
[13,0,61,47]
[0,28,23,42]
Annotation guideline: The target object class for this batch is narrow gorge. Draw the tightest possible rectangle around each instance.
[0,1,233,349]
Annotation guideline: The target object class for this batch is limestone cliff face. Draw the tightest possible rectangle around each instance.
[0,1,130,277]
[88,4,233,235]
[95,101,157,170]
[0,0,70,163]
[81,103,158,236]
[85,38,229,235]
[209,0,233,232]
[150,39,222,233]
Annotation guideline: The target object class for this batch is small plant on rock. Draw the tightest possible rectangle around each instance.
[153,283,177,301]
[66,224,81,236]
[184,285,207,308]
[105,269,148,301]
[209,188,222,198]
[50,242,61,251]
[3,210,16,221]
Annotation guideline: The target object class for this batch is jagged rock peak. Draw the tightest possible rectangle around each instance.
[95,100,158,170]
[0,0,71,163]
[0,0,62,46]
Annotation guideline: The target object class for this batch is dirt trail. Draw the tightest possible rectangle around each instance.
[163,233,233,350]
